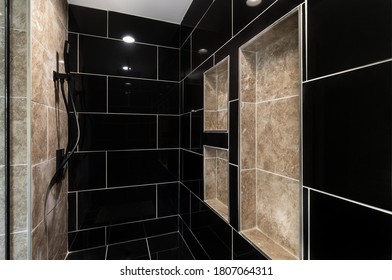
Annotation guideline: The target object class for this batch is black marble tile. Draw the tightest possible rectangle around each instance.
[191,110,203,154]
[307,0,392,79]
[108,11,179,48]
[181,150,203,198]
[229,100,238,164]
[302,188,309,260]
[108,77,179,114]
[66,247,106,260]
[79,35,157,79]
[78,185,156,229]
[106,221,146,245]
[310,191,392,260]
[159,47,180,81]
[149,233,194,260]
[182,225,210,260]
[184,58,213,112]
[72,74,107,113]
[180,113,190,149]
[179,184,191,227]
[303,62,392,211]
[107,239,150,260]
[76,114,156,151]
[107,150,179,187]
[68,228,106,252]
[190,194,232,260]
[233,231,268,260]
[191,0,231,70]
[158,116,179,149]
[229,165,238,230]
[69,5,107,37]
[158,183,179,217]
[68,33,78,72]
[144,216,178,237]
[68,152,106,191]
[181,0,214,45]
[68,193,76,231]
[203,132,228,149]
[181,38,191,79]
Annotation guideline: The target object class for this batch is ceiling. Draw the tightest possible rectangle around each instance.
[67,0,193,24]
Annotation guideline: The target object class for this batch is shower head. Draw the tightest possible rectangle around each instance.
[63,40,70,74]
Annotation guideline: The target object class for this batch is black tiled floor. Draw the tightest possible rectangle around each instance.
[67,232,194,260]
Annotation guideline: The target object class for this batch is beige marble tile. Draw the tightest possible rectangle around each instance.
[240,169,256,230]
[31,102,48,164]
[240,102,256,169]
[31,221,48,260]
[47,196,68,260]
[204,147,217,158]
[256,97,300,179]
[256,170,300,258]
[217,71,228,111]
[10,98,27,165]
[9,0,27,30]
[217,110,227,131]
[204,78,217,111]
[31,0,50,49]
[50,0,68,30]
[204,158,217,201]
[0,166,4,235]
[216,158,228,206]
[11,231,28,260]
[10,166,27,232]
[10,30,27,98]
[240,51,256,103]
[0,235,4,260]
[242,228,298,260]
[204,111,217,131]
[216,149,228,161]
[205,198,229,221]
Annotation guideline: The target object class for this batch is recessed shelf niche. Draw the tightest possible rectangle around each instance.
[239,10,301,260]
[204,57,229,132]
[204,146,229,221]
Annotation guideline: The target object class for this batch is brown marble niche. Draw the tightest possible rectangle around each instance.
[239,11,301,260]
[204,146,229,221]
[204,57,229,132]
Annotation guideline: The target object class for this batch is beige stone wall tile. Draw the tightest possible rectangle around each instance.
[10,30,27,98]
[204,111,217,131]
[240,169,256,230]
[256,97,300,179]
[11,231,28,259]
[217,110,227,131]
[10,98,27,165]
[240,102,255,169]
[204,78,217,111]
[204,147,217,158]
[31,102,48,164]
[217,71,228,111]
[204,158,217,200]
[0,166,4,235]
[256,170,300,258]
[10,166,27,232]
[216,158,228,207]
[216,149,228,161]
[240,51,256,103]
[50,0,68,30]
[31,221,48,260]
[47,196,68,260]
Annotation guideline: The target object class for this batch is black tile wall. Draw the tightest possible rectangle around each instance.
[144,216,178,237]
[69,5,107,37]
[203,133,228,149]
[303,62,392,211]
[108,78,179,114]
[179,184,191,227]
[191,0,231,70]
[232,231,268,260]
[79,35,157,79]
[181,150,203,198]
[72,74,107,112]
[158,47,180,81]
[78,185,156,229]
[302,189,309,260]
[229,165,239,230]
[307,0,392,79]
[67,247,106,260]
[149,233,194,260]
[158,183,179,217]
[182,224,209,259]
[69,227,106,252]
[108,11,179,48]
[107,239,150,260]
[310,191,392,260]
[181,38,191,79]
[158,116,179,148]
[106,221,146,245]
[76,114,157,151]
[107,150,179,187]
[229,101,238,164]
[180,113,190,149]
[69,152,106,191]
[190,110,203,153]
[68,33,78,72]
[68,193,76,231]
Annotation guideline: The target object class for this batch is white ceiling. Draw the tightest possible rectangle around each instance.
[68,0,193,24]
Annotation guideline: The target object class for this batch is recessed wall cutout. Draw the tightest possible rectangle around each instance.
[204,57,229,132]
[239,10,301,260]
[204,146,229,221]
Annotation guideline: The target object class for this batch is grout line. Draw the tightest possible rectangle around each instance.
[145,238,152,260]
[156,115,159,149]
[156,184,158,218]
[304,0,308,81]
[303,59,392,84]
[77,34,79,72]
[156,47,159,80]
[106,76,109,113]
[241,168,300,182]
[105,151,108,188]
[304,186,392,216]
[75,192,78,230]
[106,11,109,38]
[178,230,196,260]
[105,245,108,260]
[307,188,310,260]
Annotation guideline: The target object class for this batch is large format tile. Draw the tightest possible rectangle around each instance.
[148,233,193,260]
[107,239,149,260]
[69,5,107,36]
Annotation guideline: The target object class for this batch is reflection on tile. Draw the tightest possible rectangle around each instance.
[72,74,107,112]
[66,247,106,260]
[69,5,107,36]
[181,0,213,44]
[256,170,300,258]
[107,239,149,260]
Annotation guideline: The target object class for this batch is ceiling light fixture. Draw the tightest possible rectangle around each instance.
[198,48,208,54]
[122,35,135,43]
[246,0,262,7]
[122,66,131,71]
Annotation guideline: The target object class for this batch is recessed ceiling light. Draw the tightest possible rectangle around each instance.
[122,66,131,71]
[198,48,208,54]
[125,82,132,86]
[122,36,135,43]
[246,0,262,7]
